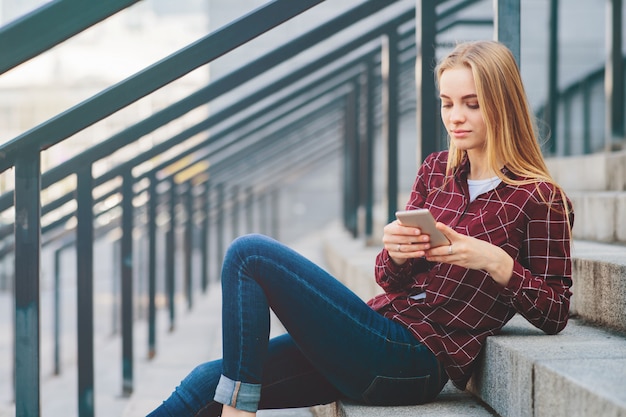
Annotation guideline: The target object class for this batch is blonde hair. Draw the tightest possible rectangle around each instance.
[436,41,572,227]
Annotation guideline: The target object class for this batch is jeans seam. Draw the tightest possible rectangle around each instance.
[245,254,392,344]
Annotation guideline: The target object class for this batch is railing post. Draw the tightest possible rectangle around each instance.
[270,188,280,240]
[364,56,376,243]
[261,192,269,236]
[416,0,438,173]
[147,174,157,358]
[201,181,209,292]
[231,185,240,239]
[381,28,399,224]
[184,182,193,310]
[166,179,176,331]
[54,248,62,376]
[14,153,41,417]
[493,0,521,65]
[546,0,559,155]
[121,171,134,396]
[216,182,225,276]
[606,0,624,150]
[76,165,95,417]
[113,240,121,335]
[245,186,254,234]
[343,85,359,237]
[582,84,592,154]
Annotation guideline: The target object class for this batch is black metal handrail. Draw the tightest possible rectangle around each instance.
[535,58,626,155]
[0,1,515,416]
[0,1,426,416]
[0,0,141,75]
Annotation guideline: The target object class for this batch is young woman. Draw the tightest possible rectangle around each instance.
[147,40,573,417]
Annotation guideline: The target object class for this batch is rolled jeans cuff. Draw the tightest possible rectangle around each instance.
[214,374,262,412]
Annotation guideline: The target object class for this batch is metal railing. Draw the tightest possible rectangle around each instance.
[536,61,626,156]
[0,1,426,416]
[4,1,619,416]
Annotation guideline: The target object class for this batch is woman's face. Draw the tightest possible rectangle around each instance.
[439,67,487,153]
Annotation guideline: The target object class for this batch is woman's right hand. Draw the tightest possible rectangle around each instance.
[382,220,432,265]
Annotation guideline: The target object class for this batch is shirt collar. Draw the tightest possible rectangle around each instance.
[455,153,518,181]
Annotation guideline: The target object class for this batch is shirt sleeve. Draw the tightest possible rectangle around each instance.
[501,188,574,334]
[372,154,438,293]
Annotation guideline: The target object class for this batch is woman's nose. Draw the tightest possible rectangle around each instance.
[448,107,464,123]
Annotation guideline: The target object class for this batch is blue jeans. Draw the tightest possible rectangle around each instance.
[148,234,447,416]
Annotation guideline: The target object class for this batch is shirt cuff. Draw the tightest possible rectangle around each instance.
[383,249,415,276]
[502,261,526,298]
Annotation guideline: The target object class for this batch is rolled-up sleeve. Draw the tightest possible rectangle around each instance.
[502,189,573,334]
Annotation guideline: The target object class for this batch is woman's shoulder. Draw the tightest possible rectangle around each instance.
[421,151,449,172]
[508,177,569,210]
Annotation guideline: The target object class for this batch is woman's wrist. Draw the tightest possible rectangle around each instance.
[390,255,408,266]
[487,248,514,286]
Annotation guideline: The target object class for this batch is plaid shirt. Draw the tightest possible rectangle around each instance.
[367,151,573,389]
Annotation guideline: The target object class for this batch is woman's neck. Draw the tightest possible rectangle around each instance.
[466,151,501,180]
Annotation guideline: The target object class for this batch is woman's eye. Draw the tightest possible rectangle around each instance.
[467,103,479,109]
[441,103,452,109]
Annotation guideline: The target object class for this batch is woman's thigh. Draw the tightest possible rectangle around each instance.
[224,234,447,405]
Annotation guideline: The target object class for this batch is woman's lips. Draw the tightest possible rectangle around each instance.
[451,129,470,138]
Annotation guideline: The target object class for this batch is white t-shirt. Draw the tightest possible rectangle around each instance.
[468,176,502,202]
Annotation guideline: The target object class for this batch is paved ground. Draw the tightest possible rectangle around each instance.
[0,233,328,416]
[123,232,328,416]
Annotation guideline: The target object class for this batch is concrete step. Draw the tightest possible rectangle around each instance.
[571,240,626,333]
[568,191,626,243]
[313,382,498,417]
[467,315,626,417]
[320,224,626,417]
[546,150,626,192]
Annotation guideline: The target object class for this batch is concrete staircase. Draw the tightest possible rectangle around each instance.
[313,151,626,417]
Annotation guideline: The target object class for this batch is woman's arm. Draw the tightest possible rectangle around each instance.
[427,192,573,335]
[373,154,442,293]
[500,196,573,334]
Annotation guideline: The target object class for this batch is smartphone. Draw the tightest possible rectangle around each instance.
[395,209,451,248]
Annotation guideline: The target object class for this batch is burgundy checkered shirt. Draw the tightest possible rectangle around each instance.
[367,151,573,389]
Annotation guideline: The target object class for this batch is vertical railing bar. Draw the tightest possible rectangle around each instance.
[381,28,399,223]
[231,185,240,240]
[76,165,95,417]
[564,94,572,155]
[201,182,209,292]
[582,83,592,154]
[147,174,157,359]
[245,186,254,234]
[166,180,176,331]
[53,248,62,376]
[364,56,376,243]
[343,86,359,237]
[14,153,41,417]
[112,239,121,335]
[121,171,134,396]
[216,183,225,275]
[606,0,624,150]
[417,0,438,172]
[546,0,559,155]
[494,0,521,65]
[184,183,193,310]
[270,188,280,240]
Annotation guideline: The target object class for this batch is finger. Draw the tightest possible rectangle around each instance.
[435,222,457,242]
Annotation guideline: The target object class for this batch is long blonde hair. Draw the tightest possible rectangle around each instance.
[435,41,572,226]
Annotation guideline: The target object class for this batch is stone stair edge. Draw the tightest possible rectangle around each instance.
[545,150,626,191]
[467,315,626,417]
[319,224,626,417]
[567,192,626,242]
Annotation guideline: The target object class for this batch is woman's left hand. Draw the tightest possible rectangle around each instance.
[425,222,514,287]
